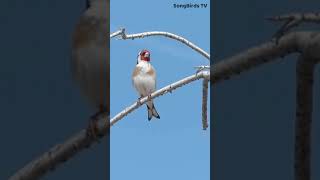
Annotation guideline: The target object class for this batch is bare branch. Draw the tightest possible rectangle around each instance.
[194,65,210,73]
[110,28,123,38]
[9,71,211,180]
[294,55,317,180]
[211,31,320,180]
[110,28,210,60]
[9,115,109,180]
[267,12,320,23]
[110,71,210,126]
[267,13,320,43]
[202,79,209,130]
[212,31,320,84]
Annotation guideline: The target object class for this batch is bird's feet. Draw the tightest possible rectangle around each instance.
[137,97,143,105]
[137,94,152,105]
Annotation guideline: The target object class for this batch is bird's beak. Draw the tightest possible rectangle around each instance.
[144,52,150,58]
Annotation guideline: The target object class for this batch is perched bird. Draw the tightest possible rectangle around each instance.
[71,0,109,137]
[132,50,160,121]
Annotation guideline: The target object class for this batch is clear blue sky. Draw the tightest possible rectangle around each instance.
[110,0,210,179]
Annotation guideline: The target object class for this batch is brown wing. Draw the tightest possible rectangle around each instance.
[132,66,142,85]
[132,66,142,77]
[147,65,156,79]
[147,65,157,89]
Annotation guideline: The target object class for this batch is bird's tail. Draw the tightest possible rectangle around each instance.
[147,102,160,121]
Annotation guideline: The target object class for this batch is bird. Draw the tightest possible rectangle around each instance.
[71,0,109,138]
[132,49,160,121]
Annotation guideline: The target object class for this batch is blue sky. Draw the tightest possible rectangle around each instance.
[110,1,210,179]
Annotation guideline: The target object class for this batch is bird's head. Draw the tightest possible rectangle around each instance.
[137,49,151,64]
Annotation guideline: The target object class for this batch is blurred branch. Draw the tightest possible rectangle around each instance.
[294,55,317,180]
[267,12,320,42]
[211,31,320,84]
[110,28,210,60]
[267,12,320,22]
[110,71,210,126]
[8,115,109,180]
[202,79,209,130]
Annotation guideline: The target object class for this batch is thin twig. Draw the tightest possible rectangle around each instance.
[267,12,320,23]
[195,65,210,73]
[202,79,209,130]
[110,28,210,60]
[110,29,123,38]
[267,12,320,43]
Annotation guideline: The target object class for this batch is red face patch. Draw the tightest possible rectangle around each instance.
[140,50,150,61]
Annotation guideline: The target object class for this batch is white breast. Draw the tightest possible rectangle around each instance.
[132,62,156,96]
